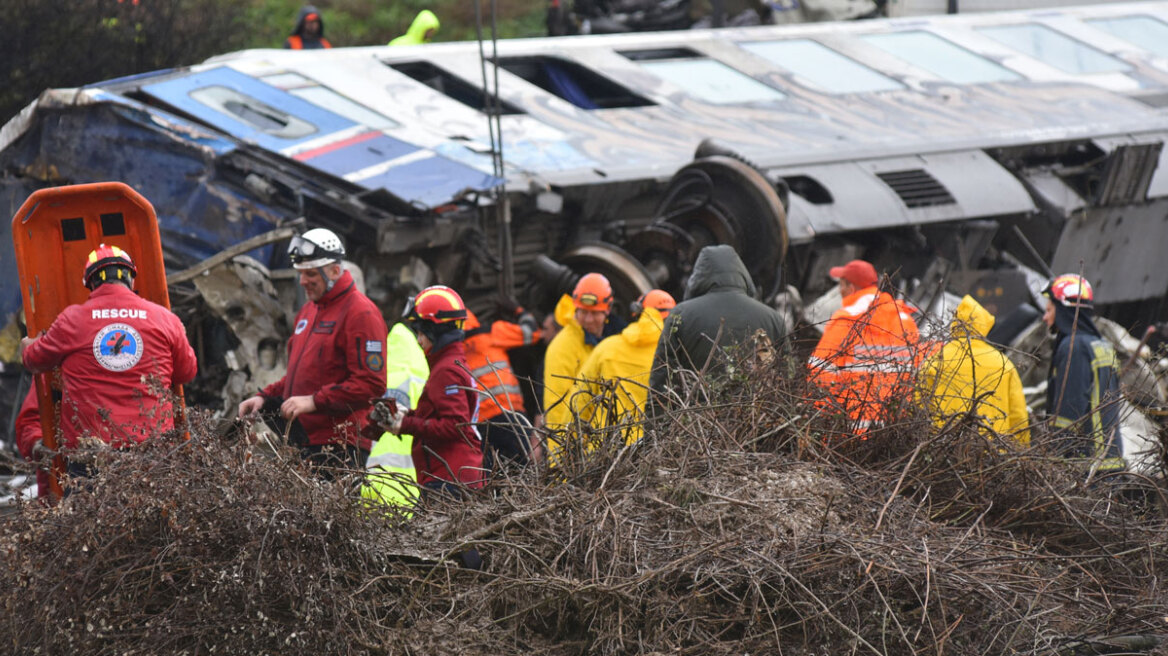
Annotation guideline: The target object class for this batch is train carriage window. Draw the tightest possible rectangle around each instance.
[189,85,316,139]
[620,49,785,105]
[977,23,1130,75]
[496,56,654,109]
[862,31,1020,85]
[389,62,524,115]
[739,39,903,94]
[262,72,401,129]
[1086,15,1168,59]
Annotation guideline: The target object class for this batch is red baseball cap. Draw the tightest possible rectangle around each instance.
[829,260,878,288]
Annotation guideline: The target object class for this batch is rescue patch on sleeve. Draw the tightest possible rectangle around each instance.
[445,385,460,395]
[366,340,383,353]
[366,353,384,371]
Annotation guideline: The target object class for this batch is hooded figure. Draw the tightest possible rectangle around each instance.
[1043,274,1123,471]
[389,10,440,46]
[920,295,1030,447]
[285,5,332,49]
[649,245,786,401]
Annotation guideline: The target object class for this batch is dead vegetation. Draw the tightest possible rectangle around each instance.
[3,348,1168,655]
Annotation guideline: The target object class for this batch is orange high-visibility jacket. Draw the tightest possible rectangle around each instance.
[463,310,539,422]
[808,286,918,430]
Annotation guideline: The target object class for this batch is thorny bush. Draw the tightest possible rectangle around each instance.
[3,340,1168,655]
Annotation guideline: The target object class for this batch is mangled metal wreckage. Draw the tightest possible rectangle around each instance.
[5,1,1168,467]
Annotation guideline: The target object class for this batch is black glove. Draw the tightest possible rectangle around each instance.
[518,312,539,344]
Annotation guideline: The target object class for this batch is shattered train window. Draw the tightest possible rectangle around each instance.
[739,39,903,94]
[496,56,654,110]
[189,85,317,139]
[977,23,1131,75]
[1087,15,1168,58]
[862,31,1021,85]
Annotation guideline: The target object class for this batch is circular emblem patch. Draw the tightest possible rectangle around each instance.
[295,319,308,335]
[92,323,144,372]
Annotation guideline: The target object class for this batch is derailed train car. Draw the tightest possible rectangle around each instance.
[4,1,1168,440]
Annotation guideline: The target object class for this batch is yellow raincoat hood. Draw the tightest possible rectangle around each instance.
[389,10,440,46]
[920,295,1030,446]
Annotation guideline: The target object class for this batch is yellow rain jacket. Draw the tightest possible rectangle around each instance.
[543,294,597,437]
[920,295,1030,447]
[388,10,440,45]
[569,307,665,446]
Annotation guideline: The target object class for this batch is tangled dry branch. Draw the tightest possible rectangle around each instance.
[2,348,1168,655]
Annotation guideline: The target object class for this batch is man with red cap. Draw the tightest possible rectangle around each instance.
[808,259,918,434]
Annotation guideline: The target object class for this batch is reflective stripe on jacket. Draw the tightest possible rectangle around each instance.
[361,323,427,509]
[464,314,535,421]
[919,295,1030,446]
[1048,321,1124,471]
[809,285,918,431]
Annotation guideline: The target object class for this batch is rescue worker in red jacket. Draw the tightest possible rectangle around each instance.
[14,387,50,500]
[238,228,387,472]
[284,5,332,49]
[371,285,485,496]
[463,308,541,469]
[808,259,918,434]
[21,244,197,454]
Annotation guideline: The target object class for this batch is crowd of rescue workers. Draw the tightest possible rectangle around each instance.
[13,226,1124,508]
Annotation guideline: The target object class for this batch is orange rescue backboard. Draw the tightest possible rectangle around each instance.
[11,182,178,499]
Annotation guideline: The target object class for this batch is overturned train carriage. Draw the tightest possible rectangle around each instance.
[5,1,1168,436]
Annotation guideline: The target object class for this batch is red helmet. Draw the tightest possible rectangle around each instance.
[572,273,613,312]
[631,289,677,319]
[83,244,137,290]
[408,285,468,326]
[1046,274,1094,309]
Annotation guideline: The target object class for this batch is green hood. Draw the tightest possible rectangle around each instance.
[684,245,756,301]
[389,10,440,46]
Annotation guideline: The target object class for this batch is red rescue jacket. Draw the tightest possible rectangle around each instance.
[14,388,49,498]
[22,284,197,447]
[400,339,484,488]
[261,271,387,450]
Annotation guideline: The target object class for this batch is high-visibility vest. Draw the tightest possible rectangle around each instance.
[808,286,918,431]
[464,313,535,421]
[361,323,427,510]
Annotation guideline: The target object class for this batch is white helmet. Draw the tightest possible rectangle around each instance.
[289,228,345,270]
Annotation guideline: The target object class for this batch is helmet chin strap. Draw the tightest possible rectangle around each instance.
[319,261,340,292]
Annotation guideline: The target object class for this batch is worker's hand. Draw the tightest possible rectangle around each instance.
[518,311,539,342]
[76,436,109,451]
[19,335,37,359]
[237,396,264,418]
[369,400,407,434]
[30,439,54,462]
[281,395,316,421]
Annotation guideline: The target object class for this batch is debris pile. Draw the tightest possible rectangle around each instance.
[2,354,1168,655]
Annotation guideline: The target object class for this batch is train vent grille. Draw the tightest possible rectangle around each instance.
[876,169,956,208]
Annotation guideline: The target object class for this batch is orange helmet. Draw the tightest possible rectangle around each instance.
[83,244,137,290]
[1045,274,1094,309]
[408,285,468,327]
[572,273,613,312]
[631,289,676,319]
